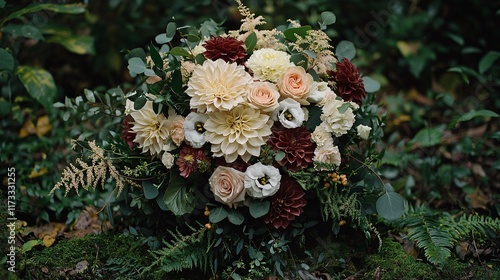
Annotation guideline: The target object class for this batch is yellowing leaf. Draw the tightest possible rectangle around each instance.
[396,41,420,57]
[42,235,55,247]
[19,119,36,138]
[28,167,48,179]
[35,115,52,137]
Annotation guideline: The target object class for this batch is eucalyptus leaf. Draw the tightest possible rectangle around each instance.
[227,209,244,225]
[142,181,159,200]
[249,200,270,218]
[209,207,228,223]
[336,40,356,61]
[320,11,336,25]
[127,57,146,75]
[376,192,404,220]
[478,51,500,74]
[362,76,381,93]
[2,24,44,40]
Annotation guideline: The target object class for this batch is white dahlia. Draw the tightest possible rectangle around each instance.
[204,105,273,163]
[186,59,252,113]
[246,48,294,82]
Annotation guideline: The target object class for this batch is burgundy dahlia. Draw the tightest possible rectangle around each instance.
[176,146,210,178]
[121,115,136,149]
[264,175,307,229]
[267,124,316,172]
[329,58,366,106]
[203,36,247,65]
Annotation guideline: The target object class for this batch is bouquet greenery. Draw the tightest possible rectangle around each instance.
[51,0,403,277]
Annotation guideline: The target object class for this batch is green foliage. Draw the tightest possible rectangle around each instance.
[144,225,213,276]
[391,205,500,267]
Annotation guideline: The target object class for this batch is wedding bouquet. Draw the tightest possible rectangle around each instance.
[52,0,403,276]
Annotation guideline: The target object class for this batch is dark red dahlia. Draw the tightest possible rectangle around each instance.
[264,175,307,229]
[329,58,366,105]
[203,36,247,65]
[121,115,136,149]
[267,123,316,172]
[176,146,210,178]
[215,157,249,173]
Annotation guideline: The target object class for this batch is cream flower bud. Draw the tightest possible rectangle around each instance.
[161,152,175,169]
[357,124,372,140]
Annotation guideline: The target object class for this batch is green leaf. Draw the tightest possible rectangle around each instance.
[0,48,15,70]
[142,181,159,199]
[478,51,500,74]
[83,89,96,103]
[46,35,94,55]
[227,209,244,225]
[163,170,195,216]
[249,200,270,218]
[170,46,190,57]
[3,3,85,23]
[166,22,177,38]
[320,11,336,25]
[149,43,163,68]
[376,192,404,220]
[209,207,228,223]
[362,76,381,93]
[274,151,286,161]
[449,109,500,128]
[2,24,44,40]
[409,125,445,148]
[127,57,146,75]
[17,65,56,112]
[133,96,147,110]
[283,26,312,42]
[22,239,43,252]
[245,32,257,54]
[336,40,356,61]
[337,102,351,114]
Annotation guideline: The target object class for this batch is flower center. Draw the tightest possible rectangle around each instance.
[259,175,269,185]
[195,121,205,133]
[284,111,294,121]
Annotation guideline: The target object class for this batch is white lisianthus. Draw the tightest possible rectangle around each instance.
[244,162,281,198]
[246,48,294,82]
[184,112,208,148]
[308,82,334,104]
[161,152,175,169]
[357,124,372,140]
[272,98,305,128]
[320,99,355,137]
[313,142,341,170]
[311,125,333,147]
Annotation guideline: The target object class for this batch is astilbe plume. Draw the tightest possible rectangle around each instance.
[264,175,307,229]
[267,123,316,172]
[203,36,247,65]
[329,58,366,105]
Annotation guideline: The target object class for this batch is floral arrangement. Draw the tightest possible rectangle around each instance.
[52,0,403,277]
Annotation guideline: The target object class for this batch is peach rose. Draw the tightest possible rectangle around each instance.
[209,166,246,208]
[170,116,185,146]
[247,82,280,112]
[278,66,314,105]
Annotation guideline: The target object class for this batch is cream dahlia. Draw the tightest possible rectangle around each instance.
[204,105,273,163]
[186,59,253,113]
[130,102,172,156]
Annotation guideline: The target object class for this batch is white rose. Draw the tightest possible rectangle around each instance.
[244,162,281,198]
[313,142,341,170]
[209,166,246,208]
[357,124,372,140]
[272,98,305,128]
[161,152,175,169]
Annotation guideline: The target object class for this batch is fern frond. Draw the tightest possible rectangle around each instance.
[143,224,213,275]
[50,141,139,196]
